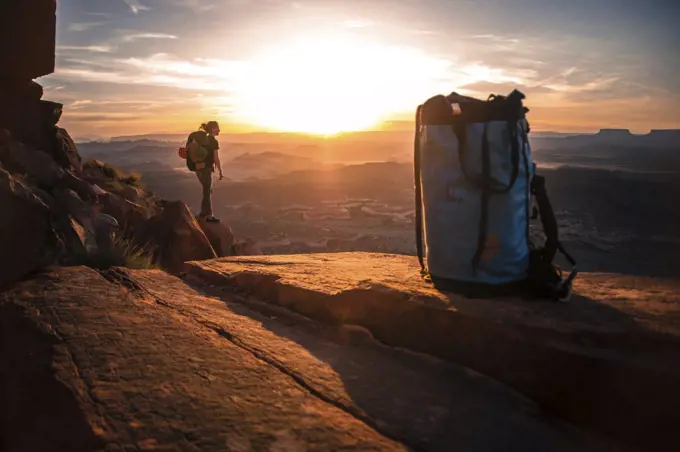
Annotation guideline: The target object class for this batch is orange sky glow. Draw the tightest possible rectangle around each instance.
[42,0,680,139]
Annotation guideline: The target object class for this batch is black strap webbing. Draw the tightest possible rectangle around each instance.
[494,120,520,194]
[471,123,491,273]
[521,132,531,246]
[414,105,425,272]
[530,173,578,299]
[531,174,558,263]
[452,119,520,194]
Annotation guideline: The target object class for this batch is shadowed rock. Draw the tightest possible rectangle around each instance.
[51,127,82,173]
[184,252,680,452]
[0,167,58,287]
[100,192,151,234]
[198,218,235,257]
[0,266,627,451]
[0,1,56,80]
[136,200,217,273]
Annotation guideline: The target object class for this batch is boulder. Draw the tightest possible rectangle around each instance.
[0,138,93,200]
[116,185,142,203]
[100,192,151,234]
[0,96,53,152]
[135,201,216,273]
[232,238,264,256]
[51,215,88,264]
[50,127,82,174]
[0,167,58,287]
[197,218,235,257]
[52,188,94,231]
[0,128,11,144]
[29,185,58,210]
[0,140,64,187]
[80,159,109,185]
[94,213,119,252]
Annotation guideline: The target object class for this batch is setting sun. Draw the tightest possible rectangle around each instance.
[229,35,453,135]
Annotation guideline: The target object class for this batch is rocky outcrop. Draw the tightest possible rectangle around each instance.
[0,1,55,80]
[100,192,152,234]
[198,218,235,257]
[0,0,56,152]
[0,124,254,283]
[0,166,58,288]
[136,201,217,273]
[0,266,625,451]
[184,252,680,452]
[51,127,82,173]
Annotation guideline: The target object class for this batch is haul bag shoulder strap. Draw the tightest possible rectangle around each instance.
[414,104,426,273]
[530,173,578,300]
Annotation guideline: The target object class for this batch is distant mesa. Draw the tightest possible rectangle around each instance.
[595,129,633,136]
[648,129,680,138]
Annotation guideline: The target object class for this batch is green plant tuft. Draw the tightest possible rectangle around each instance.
[79,236,158,270]
[83,160,145,189]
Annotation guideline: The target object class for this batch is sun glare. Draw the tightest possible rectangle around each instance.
[230,35,453,135]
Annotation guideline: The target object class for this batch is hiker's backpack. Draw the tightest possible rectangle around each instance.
[414,90,577,301]
[182,130,211,171]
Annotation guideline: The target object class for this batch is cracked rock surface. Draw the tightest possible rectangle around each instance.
[0,265,624,452]
[183,252,680,452]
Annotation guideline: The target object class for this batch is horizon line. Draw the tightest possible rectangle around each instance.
[72,127,680,142]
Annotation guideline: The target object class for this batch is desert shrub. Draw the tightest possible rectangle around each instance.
[83,159,145,188]
[119,172,143,188]
[80,236,157,270]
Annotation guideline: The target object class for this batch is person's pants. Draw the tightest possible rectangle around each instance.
[196,168,213,216]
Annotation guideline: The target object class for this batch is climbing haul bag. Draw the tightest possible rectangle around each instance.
[414,90,577,301]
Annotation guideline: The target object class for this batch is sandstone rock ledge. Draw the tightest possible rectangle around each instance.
[184,252,680,452]
[0,266,624,452]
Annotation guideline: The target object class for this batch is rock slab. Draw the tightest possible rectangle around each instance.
[0,266,624,451]
[184,252,680,452]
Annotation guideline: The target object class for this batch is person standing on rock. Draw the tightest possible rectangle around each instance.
[185,121,224,223]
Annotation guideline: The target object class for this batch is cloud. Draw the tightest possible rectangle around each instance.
[532,67,621,96]
[123,0,151,14]
[68,113,149,122]
[69,100,94,110]
[85,12,113,18]
[172,0,218,11]
[51,53,244,93]
[468,34,520,45]
[68,21,108,32]
[121,33,178,42]
[57,45,114,53]
[545,76,619,94]
[459,81,555,97]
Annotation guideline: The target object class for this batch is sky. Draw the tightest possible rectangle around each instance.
[41,0,680,139]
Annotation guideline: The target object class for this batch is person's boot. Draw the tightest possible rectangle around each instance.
[198,212,220,223]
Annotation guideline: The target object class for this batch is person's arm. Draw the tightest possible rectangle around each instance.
[214,148,224,179]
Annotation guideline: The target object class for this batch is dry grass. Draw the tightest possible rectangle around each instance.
[78,236,158,270]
